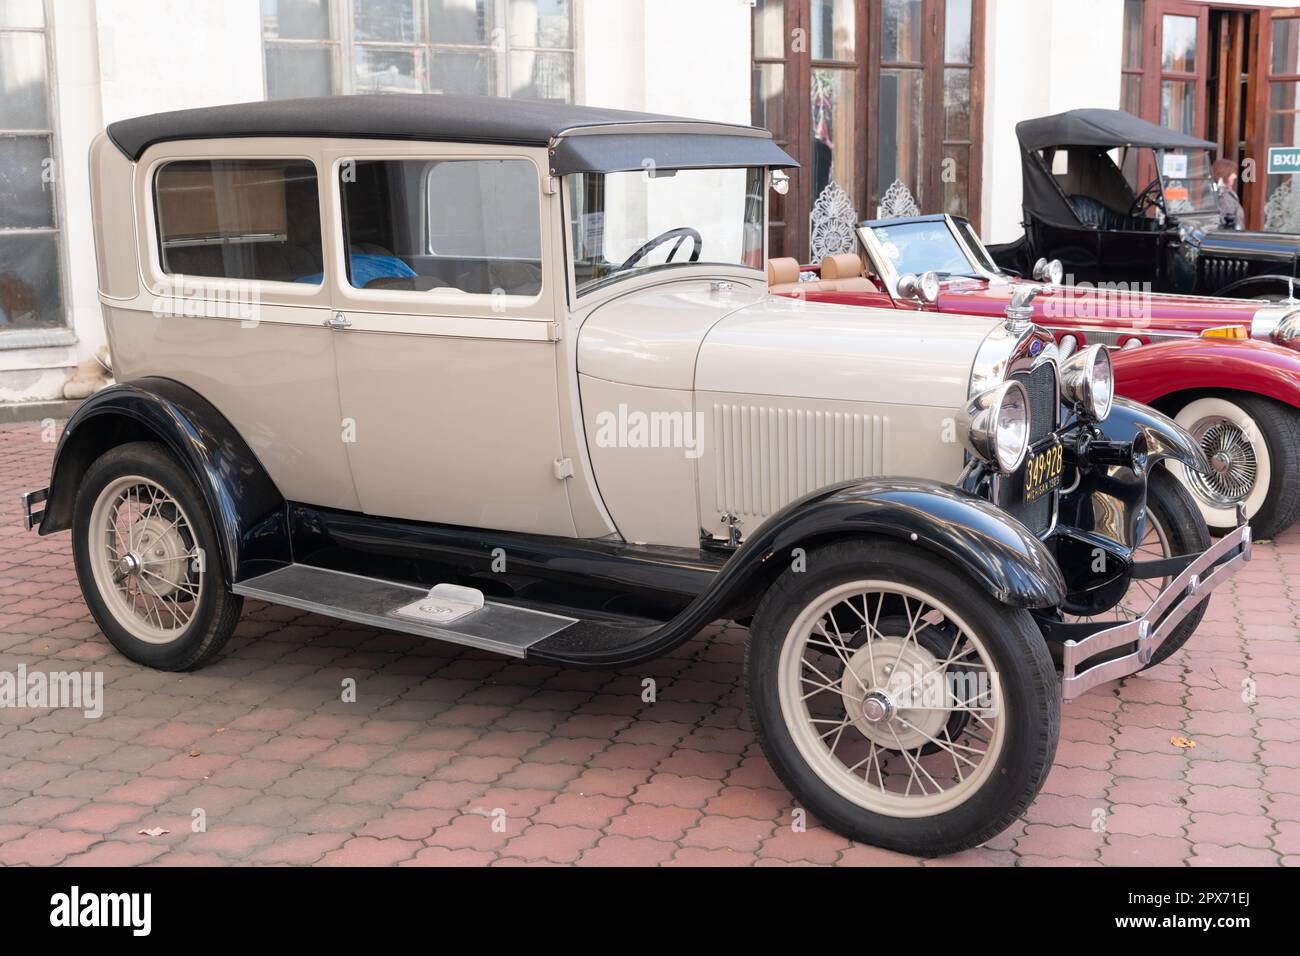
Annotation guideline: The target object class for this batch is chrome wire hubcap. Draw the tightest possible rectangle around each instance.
[1187,417,1258,506]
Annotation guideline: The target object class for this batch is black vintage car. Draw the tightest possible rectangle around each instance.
[989,108,1300,300]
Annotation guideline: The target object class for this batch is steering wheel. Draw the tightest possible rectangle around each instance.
[616,227,703,272]
[1129,177,1165,218]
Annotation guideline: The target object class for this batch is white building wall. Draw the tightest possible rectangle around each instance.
[580,0,751,123]
[0,0,265,403]
[981,0,1125,244]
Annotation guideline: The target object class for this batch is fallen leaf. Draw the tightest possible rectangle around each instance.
[137,827,169,837]
[188,748,202,757]
[1171,736,1197,749]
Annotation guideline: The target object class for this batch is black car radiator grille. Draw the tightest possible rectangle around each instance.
[996,364,1059,535]
[1199,256,1249,288]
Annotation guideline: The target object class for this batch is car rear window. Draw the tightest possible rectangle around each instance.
[153,159,323,284]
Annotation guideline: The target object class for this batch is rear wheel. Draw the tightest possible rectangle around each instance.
[1170,394,1300,540]
[746,540,1058,856]
[73,441,242,671]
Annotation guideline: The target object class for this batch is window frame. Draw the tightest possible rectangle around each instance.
[261,0,583,102]
[136,143,331,313]
[324,143,556,325]
[0,0,74,347]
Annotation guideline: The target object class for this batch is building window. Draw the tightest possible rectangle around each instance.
[0,0,66,333]
[262,0,575,101]
[751,0,984,260]
[1264,15,1300,231]
[1121,0,1143,116]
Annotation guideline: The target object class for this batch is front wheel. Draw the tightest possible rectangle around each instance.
[745,540,1059,856]
[1170,394,1300,540]
[72,441,242,671]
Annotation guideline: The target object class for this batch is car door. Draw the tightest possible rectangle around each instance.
[121,140,361,513]
[321,143,577,537]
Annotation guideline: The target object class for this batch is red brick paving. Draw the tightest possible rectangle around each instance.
[1,420,1298,866]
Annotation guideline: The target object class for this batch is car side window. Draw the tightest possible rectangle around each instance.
[153,159,323,284]
[339,158,542,296]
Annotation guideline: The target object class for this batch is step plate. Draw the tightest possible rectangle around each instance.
[234,565,576,658]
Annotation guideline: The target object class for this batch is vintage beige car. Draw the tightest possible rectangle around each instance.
[23,95,1251,856]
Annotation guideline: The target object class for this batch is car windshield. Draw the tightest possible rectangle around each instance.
[1157,148,1217,214]
[865,220,982,279]
[566,167,765,293]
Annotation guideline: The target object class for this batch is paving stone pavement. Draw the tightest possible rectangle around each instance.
[1,421,1297,867]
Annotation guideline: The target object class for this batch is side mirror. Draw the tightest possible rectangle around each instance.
[771,171,790,196]
[897,271,940,304]
[1032,257,1064,285]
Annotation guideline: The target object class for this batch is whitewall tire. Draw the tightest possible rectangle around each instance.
[1170,394,1300,540]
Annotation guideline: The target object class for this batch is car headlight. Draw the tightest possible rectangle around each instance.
[961,380,1030,474]
[1060,343,1114,421]
[897,271,940,304]
[1273,312,1300,349]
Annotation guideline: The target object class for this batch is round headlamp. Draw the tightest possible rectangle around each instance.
[961,380,1030,474]
[898,271,941,304]
[1273,312,1300,350]
[1060,343,1114,422]
[1032,257,1064,285]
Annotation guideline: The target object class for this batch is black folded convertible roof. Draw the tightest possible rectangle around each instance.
[106,94,798,174]
[1016,108,1216,152]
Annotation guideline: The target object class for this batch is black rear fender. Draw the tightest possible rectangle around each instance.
[38,378,289,585]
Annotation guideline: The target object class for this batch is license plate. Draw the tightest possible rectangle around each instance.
[1023,439,1064,503]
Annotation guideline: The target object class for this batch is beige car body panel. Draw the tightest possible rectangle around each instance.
[92,129,1002,550]
[578,287,993,545]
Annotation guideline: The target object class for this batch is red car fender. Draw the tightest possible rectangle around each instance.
[1108,338,1300,408]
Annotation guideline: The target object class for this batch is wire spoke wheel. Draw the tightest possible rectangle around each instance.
[777,580,1006,818]
[87,475,204,645]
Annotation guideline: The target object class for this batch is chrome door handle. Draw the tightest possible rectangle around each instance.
[324,312,351,330]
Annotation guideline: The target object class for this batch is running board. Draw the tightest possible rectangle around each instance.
[233,565,577,657]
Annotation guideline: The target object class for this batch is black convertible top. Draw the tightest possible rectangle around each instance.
[1016,108,1215,152]
[106,94,797,174]
[1013,107,1216,227]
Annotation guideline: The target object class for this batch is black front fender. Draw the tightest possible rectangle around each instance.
[738,478,1068,609]
[39,378,289,584]
[1098,397,1211,474]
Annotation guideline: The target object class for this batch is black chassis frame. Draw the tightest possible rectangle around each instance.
[32,377,1218,669]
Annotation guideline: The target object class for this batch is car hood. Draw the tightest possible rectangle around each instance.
[934,279,1262,335]
[579,278,998,409]
[695,295,997,408]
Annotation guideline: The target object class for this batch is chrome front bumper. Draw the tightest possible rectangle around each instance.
[20,488,47,532]
[1061,513,1253,701]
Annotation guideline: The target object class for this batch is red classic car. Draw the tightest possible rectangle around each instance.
[769,213,1300,539]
